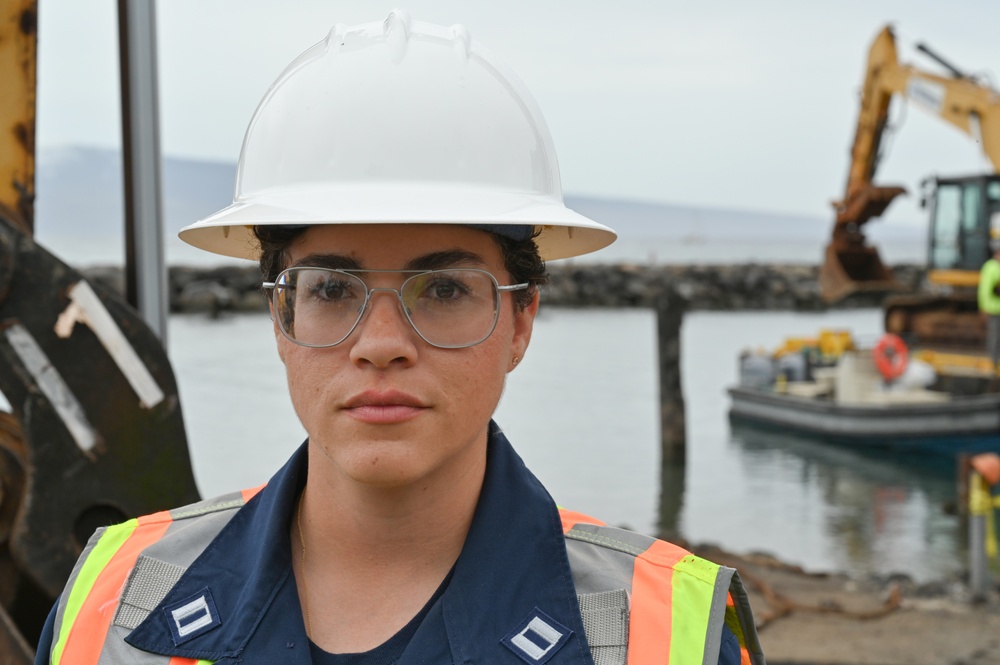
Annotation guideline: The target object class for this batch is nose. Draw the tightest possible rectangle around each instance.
[348,289,419,368]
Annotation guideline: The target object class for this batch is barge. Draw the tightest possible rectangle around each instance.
[728,330,1000,455]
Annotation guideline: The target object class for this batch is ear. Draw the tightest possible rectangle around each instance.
[508,290,539,372]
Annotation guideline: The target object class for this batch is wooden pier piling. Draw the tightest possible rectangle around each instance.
[656,287,687,463]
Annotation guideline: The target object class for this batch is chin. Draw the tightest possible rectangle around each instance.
[332,440,436,486]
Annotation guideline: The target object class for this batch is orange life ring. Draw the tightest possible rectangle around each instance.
[872,333,908,381]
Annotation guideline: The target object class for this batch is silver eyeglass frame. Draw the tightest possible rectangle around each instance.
[262,267,530,349]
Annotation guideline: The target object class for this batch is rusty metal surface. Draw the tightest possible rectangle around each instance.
[820,182,909,303]
[833,182,907,229]
[0,412,37,660]
[0,600,33,665]
[818,243,905,304]
[0,214,200,614]
[0,0,37,234]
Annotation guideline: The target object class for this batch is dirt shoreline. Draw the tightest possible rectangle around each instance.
[690,544,1000,665]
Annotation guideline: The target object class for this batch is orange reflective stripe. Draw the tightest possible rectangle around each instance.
[60,511,173,664]
[626,539,688,665]
[557,507,605,533]
[241,484,265,503]
[169,658,213,665]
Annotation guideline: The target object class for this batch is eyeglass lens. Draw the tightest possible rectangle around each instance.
[273,268,502,348]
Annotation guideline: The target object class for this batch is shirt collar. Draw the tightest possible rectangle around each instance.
[126,422,592,664]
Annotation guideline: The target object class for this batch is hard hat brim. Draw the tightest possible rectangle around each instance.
[179,184,617,261]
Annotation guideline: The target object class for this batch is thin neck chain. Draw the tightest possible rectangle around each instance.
[296,491,312,639]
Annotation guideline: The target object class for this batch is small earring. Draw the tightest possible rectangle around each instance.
[512,356,520,367]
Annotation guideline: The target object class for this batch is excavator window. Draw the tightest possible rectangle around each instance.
[989,181,1000,217]
[929,177,994,272]
[931,183,962,269]
[960,183,986,268]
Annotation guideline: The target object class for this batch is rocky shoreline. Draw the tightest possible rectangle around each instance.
[80,262,926,314]
[691,542,1000,665]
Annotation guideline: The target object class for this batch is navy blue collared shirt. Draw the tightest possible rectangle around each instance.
[37,423,739,664]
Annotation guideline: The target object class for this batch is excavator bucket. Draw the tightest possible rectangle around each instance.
[819,242,901,302]
[819,183,909,302]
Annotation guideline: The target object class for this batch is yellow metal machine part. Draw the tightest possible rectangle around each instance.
[0,0,36,235]
[926,269,983,289]
[774,329,856,361]
[914,349,999,378]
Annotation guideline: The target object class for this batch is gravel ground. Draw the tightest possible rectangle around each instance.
[689,544,1000,665]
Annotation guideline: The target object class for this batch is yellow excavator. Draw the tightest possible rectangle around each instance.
[821,25,1000,356]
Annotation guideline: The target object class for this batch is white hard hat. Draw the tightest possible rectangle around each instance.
[179,10,616,261]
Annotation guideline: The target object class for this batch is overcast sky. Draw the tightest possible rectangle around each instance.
[35,0,1000,227]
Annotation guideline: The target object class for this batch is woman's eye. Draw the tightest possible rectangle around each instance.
[309,279,354,301]
[424,279,469,301]
[433,282,459,299]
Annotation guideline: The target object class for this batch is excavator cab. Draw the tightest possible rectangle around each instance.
[926,174,1000,284]
[881,175,1000,350]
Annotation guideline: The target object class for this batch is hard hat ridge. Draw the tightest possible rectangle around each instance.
[179,12,617,261]
[448,24,472,63]
[383,9,411,63]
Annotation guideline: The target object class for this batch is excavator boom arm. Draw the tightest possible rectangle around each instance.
[843,26,899,201]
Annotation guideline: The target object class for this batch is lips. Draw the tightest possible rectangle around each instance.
[342,390,429,424]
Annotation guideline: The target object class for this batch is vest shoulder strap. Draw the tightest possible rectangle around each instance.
[561,510,765,665]
[48,489,253,665]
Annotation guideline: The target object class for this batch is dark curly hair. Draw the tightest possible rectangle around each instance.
[253,225,548,311]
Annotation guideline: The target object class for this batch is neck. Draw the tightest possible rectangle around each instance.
[292,433,487,652]
[298,433,487,575]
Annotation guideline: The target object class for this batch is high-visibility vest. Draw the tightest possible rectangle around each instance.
[46,491,763,665]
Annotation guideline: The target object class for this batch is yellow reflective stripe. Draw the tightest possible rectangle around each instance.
[669,555,720,665]
[970,474,999,558]
[52,519,138,665]
[723,605,745,646]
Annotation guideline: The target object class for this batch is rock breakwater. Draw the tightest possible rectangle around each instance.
[541,263,925,310]
[79,263,926,314]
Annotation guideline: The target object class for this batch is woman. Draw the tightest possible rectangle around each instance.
[38,13,763,665]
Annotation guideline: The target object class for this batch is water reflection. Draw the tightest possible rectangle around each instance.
[658,460,686,540]
[728,422,962,581]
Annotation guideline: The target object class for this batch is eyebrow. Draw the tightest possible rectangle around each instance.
[404,250,487,271]
[290,254,362,270]
[289,250,488,272]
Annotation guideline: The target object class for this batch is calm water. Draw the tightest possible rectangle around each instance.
[168,308,963,583]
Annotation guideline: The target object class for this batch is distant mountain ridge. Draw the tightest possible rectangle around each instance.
[32,146,926,266]
[36,145,236,239]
